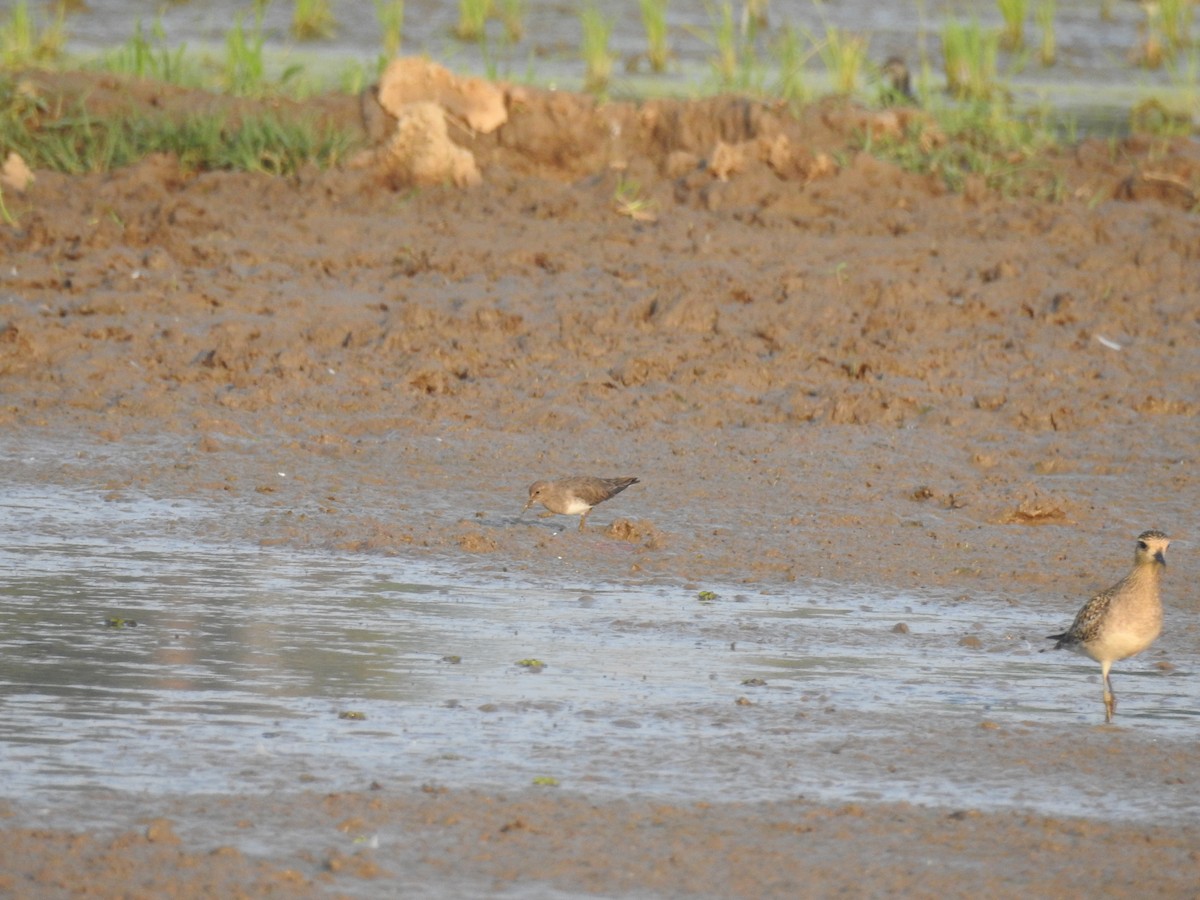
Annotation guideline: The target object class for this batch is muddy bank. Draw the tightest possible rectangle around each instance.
[4,788,1199,898]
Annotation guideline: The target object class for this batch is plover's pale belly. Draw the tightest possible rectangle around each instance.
[1082,622,1162,663]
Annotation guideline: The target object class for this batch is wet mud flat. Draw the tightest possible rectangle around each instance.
[2,482,1199,898]
[2,73,1200,895]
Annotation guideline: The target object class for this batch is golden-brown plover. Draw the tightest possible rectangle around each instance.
[1047,529,1170,723]
[522,476,639,532]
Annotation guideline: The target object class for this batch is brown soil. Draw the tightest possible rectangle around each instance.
[2,69,1199,896]
[3,790,1198,898]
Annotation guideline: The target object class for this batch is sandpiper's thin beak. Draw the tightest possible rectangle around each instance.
[520,498,534,516]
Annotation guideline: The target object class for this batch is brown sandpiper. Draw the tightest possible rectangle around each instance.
[879,55,917,105]
[1047,529,1170,723]
[521,475,640,532]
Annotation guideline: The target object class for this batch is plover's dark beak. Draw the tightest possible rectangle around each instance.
[1155,550,1166,565]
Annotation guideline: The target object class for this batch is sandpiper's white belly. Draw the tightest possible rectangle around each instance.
[561,499,592,515]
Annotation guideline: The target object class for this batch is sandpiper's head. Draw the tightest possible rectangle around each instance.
[1135,529,1170,566]
[880,56,915,102]
[882,57,910,86]
[523,480,549,512]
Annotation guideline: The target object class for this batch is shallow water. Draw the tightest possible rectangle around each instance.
[59,0,1194,117]
[3,483,1198,831]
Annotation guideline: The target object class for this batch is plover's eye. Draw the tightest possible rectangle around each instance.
[1137,541,1148,550]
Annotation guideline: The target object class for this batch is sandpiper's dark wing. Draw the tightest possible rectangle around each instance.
[561,476,638,507]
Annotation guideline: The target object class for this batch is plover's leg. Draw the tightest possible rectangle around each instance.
[1102,661,1115,723]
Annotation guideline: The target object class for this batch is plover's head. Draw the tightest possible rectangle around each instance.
[1135,529,1170,566]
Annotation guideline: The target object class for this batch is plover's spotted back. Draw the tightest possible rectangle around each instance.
[1048,530,1170,723]
[522,475,639,532]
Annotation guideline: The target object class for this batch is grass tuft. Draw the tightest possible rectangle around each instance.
[455,0,491,43]
[943,19,1001,101]
[581,4,614,95]
[0,75,358,176]
[0,0,67,67]
[498,0,525,42]
[291,0,337,42]
[614,176,658,221]
[639,0,670,73]
[996,0,1027,51]
[376,0,405,57]
[771,26,813,104]
[1036,0,1056,67]
[817,25,868,96]
[1159,0,1193,53]
[685,1,764,92]
[1136,0,1196,69]
[866,97,1060,197]
[223,13,273,96]
[709,1,743,88]
[103,18,196,85]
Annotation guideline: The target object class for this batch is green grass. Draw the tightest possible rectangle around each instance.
[102,18,196,84]
[0,75,357,176]
[1166,42,1200,108]
[943,18,1001,101]
[996,0,1027,50]
[223,13,268,95]
[498,0,525,42]
[96,14,341,100]
[376,0,405,57]
[1159,0,1193,53]
[743,0,768,34]
[684,0,765,92]
[816,25,868,95]
[639,0,670,73]
[708,1,743,88]
[1130,97,1194,137]
[1135,0,1198,74]
[216,114,354,174]
[580,4,614,94]
[771,26,812,104]
[1036,0,1056,67]
[291,0,337,41]
[455,0,491,42]
[1138,2,1165,69]
[864,97,1061,196]
[0,181,16,226]
[614,175,657,220]
[1,0,66,67]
